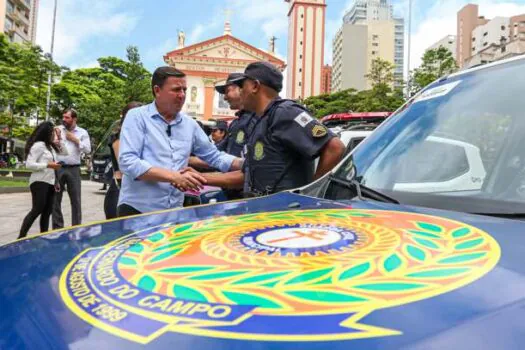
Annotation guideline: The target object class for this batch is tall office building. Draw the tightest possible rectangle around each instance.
[332,20,395,92]
[340,0,404,86]
[1,0,39,44]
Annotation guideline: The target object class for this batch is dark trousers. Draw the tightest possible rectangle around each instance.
[104,179,120,220]
[53,166,82,229]
[19,182,55,239]
[117,203,141,218]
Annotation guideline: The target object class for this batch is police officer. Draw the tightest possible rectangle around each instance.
[202,61,346,196]
[214,73,256,157]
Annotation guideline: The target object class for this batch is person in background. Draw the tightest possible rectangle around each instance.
[53,109,92,229]
[210,120,228,146]
[117,66,242,217]
[103,101,143,219]
[19,122,67,239]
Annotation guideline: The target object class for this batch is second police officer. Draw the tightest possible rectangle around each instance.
[203,61,345,196]
[214,73,256,158]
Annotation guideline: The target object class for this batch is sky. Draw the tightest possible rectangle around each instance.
[36,0,525,76]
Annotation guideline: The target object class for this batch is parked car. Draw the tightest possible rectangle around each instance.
[3,56,525,349]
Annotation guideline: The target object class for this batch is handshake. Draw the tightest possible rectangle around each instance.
[171,167,207,192]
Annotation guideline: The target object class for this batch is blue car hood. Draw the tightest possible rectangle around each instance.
[1,192,525,350]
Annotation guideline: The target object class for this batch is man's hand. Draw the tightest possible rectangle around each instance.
[66,131,80,145]
[54,127,62,141]
[181,167,198,174]
[172,170,207,192]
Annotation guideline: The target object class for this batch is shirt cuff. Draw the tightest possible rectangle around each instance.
[128,159,153,180]
[216,153,236,173]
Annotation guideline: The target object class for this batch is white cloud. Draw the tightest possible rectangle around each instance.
[36,0,139,65]
[231,0,289,40]
[409,0,525,70]
[145,38,176,68]
[261,17,289,39]
[189,24,206,44]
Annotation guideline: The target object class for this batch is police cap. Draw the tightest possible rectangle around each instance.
[212,120,228,131]
[231,61,283,93]
[215,73,245,94]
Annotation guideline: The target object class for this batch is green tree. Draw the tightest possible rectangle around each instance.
[304,58,405,118]
[412,46,458,93]
[51,67,126,143]
[0,34,61,139]
[365,58,395,87]
[98,46,152,103]
[51,46,152,143]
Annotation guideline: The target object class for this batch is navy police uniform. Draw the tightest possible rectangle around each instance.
[243,98,335,196]
[217,110,256,157]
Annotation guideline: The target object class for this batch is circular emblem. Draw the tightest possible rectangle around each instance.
[235,130,245,145]
[60,210,500,344]
[253,141,264,161]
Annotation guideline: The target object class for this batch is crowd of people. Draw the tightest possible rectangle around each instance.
[17,61,346,239]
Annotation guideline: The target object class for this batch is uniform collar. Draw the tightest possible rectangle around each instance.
[149,101,183,125]
[261,97,282,117]
[235,109,253,118]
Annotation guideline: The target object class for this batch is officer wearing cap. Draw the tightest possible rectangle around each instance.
[214,73,256,157]
[189,73,255,160]
[202,61,345,196]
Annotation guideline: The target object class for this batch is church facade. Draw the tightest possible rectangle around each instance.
[164,25,285,120]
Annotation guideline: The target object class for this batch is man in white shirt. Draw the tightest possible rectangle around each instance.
[52,109,91,229]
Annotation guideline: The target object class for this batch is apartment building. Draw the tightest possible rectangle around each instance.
[332,20,395,92]
[338,0,404,87]
[1,0,38,44]
[458,4,525,68]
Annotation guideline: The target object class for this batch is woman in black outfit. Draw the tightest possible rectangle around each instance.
[19,122,66,239]
[104,102,143,219]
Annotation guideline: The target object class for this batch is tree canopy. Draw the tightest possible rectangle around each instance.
[304,58,405,118]
[411,46,458,94]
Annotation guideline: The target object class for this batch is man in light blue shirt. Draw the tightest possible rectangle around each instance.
[118,66,241,216]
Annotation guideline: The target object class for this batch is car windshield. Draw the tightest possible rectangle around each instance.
[332,58,525,215]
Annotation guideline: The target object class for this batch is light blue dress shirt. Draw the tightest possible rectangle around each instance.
[118,102,235,213]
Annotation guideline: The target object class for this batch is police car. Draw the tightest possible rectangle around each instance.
[2,55,525,349]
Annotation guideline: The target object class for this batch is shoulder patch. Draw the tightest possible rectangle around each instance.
[312,125,328,138]
[294,111,314,127]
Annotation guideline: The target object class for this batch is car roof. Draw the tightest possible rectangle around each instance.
[448,53,525,79]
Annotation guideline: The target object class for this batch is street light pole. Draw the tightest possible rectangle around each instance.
[406,0,412,98]
[45,0,58,121]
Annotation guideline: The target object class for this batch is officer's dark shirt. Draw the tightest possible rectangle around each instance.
[243,98,335,194]
[218,111,256,157]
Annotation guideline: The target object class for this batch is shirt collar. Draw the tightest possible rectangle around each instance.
[261,97,282,117]
[148,101,183,125]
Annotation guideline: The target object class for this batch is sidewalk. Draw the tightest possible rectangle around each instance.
[0,181,107,246]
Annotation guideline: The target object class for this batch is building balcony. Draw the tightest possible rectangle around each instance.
[13,0,31,11]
